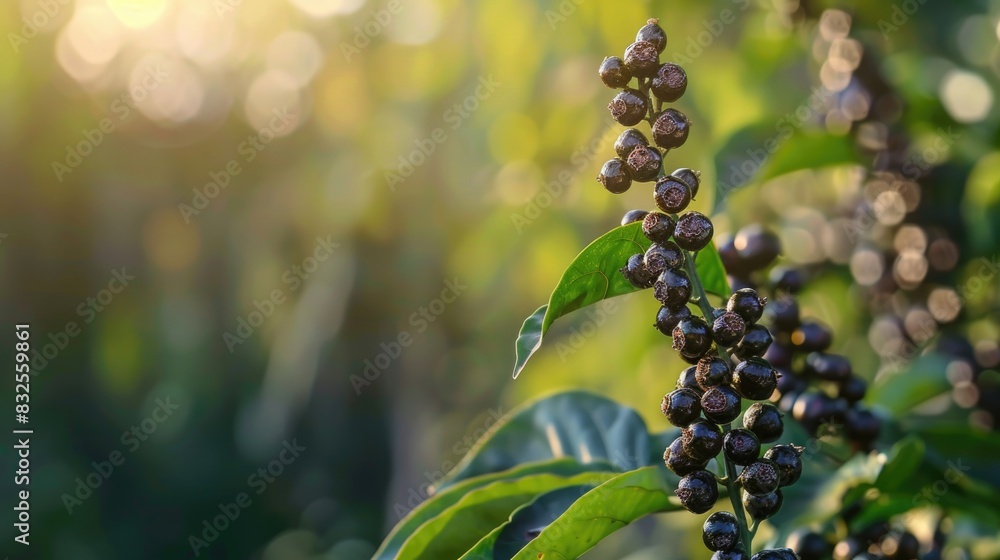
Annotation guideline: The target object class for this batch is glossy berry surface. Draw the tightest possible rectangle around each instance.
[734,324,773,359]
[845,408,880,442]
[672,316,713,359]
[653,177,692,214]
[661,388,702,426]
[654,268,692,307]
[792,391,847,432]
[674,211,714,251]
[740,459,780,495]
[791,321,832,353]
[675,470,719,514]
[614,128,649,159]
[769,296,800,332]
[770,266,805,294]
[734,225,781,270]
[598,56,631,88]
[703,511,740,552]
[642,212,675,245]
[620,253,654,288]
[732,357,778,400]
[652,108,691,149]
[713,311,747,347]
[701,385,742,424]
[743,402,784,443]
[676,365,703,394]
[681,419,723,461]
[804,352,852,382]
[763,445,803,486]
[621,209,648,226]
[644,241,684,275]
[713,551,751,560]
[663,437,710,476]
[608,88,649,126]
[655,304,691,336]
[723,428,760,466]
[750,548,798,560]
[651,62,687,102]
[623,40,660,78]
[696,356,732,389]
[625,144,662,182]
[670,168,700,198]
[743,489,783,520]
[727,288,766,325]
[635,18,667,53]
[838,376,867,403]
[598,158,632,194]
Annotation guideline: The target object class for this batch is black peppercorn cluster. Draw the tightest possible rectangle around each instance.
[719,224,881,449]
[596,19,691,195]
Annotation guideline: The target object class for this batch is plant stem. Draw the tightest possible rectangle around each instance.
[683,250,754,554]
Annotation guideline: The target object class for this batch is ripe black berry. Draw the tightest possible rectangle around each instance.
[734,324,773,359]
[713,311,747,347]
[762,342,792,369]
[791,322,832,353]
[695,355,732,389]
[723,428,760,466]
[623,40,660,78]
[792,391,847,432]
[845,408,880,443]
[838,376,867,403]
[651,108,691,149]
[598,158,632,194]
[661,388,702,426]
[718,236,749,278]
[653,177,691,214]
[621,253,654,288]
[770,266,804,294]
[674,211,714,251]
[651,62,687,102]
[740,459,780,496]
[608,88,649,126]
[598,56,631,88]
[681,419,723,461]
[713,550,750,560]
[654,268,691,307]
[676,365,703,394]
[769,296,800,332]
[675,470,718,514]
[763,444,803,486]
[743,489,783,520]
[663,436,709,476]
[614,128,649,159]
[703,511,740,552]
[625,144,662,182]
[644,242,683,275]
[804,352,852,382]
[635,18,667,53]
[750,549,797,560]
[670,168,700,199]
[732,357,778,400]
[655,304,691,336]
[743,402,784,443]
[672,316,713,359]
[621,209,648,226]
[734,225,781,270]
[787,531,829,560]
[642,212,676,245]
[727,288,766,325]
[701,385,742,424]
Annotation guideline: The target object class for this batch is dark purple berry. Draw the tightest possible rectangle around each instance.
[672,316,712,359]
[641,212,675,244]
[735,324,773,359]
[792,391,847,433]
[727,288,766,325]
[655,304,691,336]
[845,408,880,443]
[734,224,781,270]
[670,168,700,199]
[695,355,732,389]
[791,322,832,353]
[884,532,920,560]
[663,436,710,476]
[750,549,798,560]
[651,62,687,102]
[674,211,714,251]
[644,242,684,275]
[598,56,631,88]
[651,108,690,149]
[804,352,852,382]
[770,266,804,294]
[718,235,750,277]
[661,388,702,426]
[625,144,662,182]
[608,88,649,126]
[787,531,829,560]
[653,177,691,214]
[675,470,718,514]
[621,209,648,226]
[598,158,632,194]
[701,385,742,424]
[762,342,793,369]
[769,297,800,332]
[723,428,760,466]
[713,550,750,560]
[681,419,723,461]
[838,376,867,403]
[732,357,778,400]
[676,365,703,394]
[635,18,667,53]
[743,402,784,443]
[713,311,747,347]
[703,511,740,552]
[614,128,648,159]
[623,40,659,78]
[764,444,803,486]
[740,458,780,496]
[743,489,783,520]
[620,253,654,288]
[654,268,692,307]
[775,368,803,396]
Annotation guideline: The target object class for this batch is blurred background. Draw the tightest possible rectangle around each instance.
[0,0,998,558]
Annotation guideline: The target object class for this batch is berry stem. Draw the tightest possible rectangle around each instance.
[682,249,754,554]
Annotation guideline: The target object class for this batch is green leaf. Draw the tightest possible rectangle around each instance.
[874,436,926,493]
[511,466,678,560]
[868,355,951,415]
[459,485,596,560]
[395,472,615,560]
[373,459,612,560]
[440,391,652,488]
[512,224,730,378]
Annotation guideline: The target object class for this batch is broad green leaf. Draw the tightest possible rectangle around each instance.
[395,472,615,560]
[511,466,678,560]
[712,124,862,212]
[459,485,596,560]
[440,391,652,488]
[874,436,925,493]
[918,425,1000,489]
[374,459,612,560]
[512,223,730,378]
[868,355,951,415]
